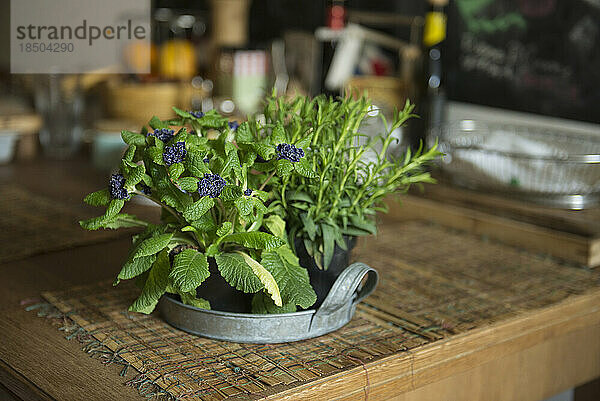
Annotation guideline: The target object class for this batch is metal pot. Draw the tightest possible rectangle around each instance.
[158,262,378,343]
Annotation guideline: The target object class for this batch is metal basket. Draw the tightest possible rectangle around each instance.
[430,120,600,209]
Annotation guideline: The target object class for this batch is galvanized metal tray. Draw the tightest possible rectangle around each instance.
[158,262,378,343]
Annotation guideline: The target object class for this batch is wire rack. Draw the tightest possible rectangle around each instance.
[430,120,600,209]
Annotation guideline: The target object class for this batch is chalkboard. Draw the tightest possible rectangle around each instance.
[446,0,600,124]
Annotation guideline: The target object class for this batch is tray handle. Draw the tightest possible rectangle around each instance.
[310,263,378,329]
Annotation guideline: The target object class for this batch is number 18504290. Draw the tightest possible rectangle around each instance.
[19,42,74,53]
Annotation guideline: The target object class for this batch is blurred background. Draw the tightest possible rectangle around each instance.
[0,0,599,211]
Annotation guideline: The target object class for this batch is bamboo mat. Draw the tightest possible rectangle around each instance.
[39,221,600,400]
[0,186,128,264]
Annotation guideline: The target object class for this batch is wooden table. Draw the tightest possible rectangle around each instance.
[0,159,599,401]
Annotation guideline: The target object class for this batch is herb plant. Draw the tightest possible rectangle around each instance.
[80,108,318,314]
[262,94,441,269]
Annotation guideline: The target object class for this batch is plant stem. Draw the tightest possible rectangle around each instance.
[258,170,276,191]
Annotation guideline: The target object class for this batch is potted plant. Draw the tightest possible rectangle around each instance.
[80,108,319,315]
[260,94,441,305]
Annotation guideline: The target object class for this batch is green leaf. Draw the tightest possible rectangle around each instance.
[235,122,253,142]
[147,146,165,165]
[178,177,199,191]
[271,122,287,144]
[295,134,312,150]
[123,145,137,162]
[294,157,318,178]
[246,143,275,160]
[84,189,110,207]
[190,213,217,232]
[264,215,286,239]
[148,116,169,130]
[170,249,209,293]
[234,197,253,216]
[216,222,233,237]
[129,250,170,314]
[105,199,125,219]
[350,215,377,235]
[321,224,335,269]
[179,292,211,309]
[220,185,243,201]
[150,164,192,212]
[276,159,294,178]
[185,151,211,177]
[125,164,145,188]
[221,231,284,250]
[214,253,263,293]
[168,163,184,180]
[252,292,296,314]
[236,251,282,306]
[100,214,148,230]
[172,106,192,119]
[117,254,157,281]
[197,114,228,128]
[300,213,316,241]
[261,247,316,309]
[121,130,146,146]
[183,197,215,221]
[131,233,173,259]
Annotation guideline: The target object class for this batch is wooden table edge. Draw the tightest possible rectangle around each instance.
[264,290,600,400]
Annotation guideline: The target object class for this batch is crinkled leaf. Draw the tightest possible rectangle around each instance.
[121,130,146,146]
[236,251,282,306]
[172,106,192,118]
[190,213,217,232]
[271,122,287,144]
[84,189,110,207]
[185,151,211,177]
[275,159,294,178]
[252,292,296,314]
[123,145,137,162]
[125,164,145,188]
[151,164,192,212]
[147,146,165,165]
[168,163,184,180]
[170,249,209,292]
[148,116,169,130]
[79,213,147,231]
[294,157,317,178]
[183,197,214,222]
[131,233,173,259]
[220,185,243,201]
[117,254,157,281]
[235,122,253,142]
[221,232,284,250]
[179,292,211,309]
[234,197,253,216]
[177,177,199,191]
[214,253,263,293]
[261,248,316,309]
[129,250,170,314]
[295,134,312,150]
[105,199,125,219]
[216,222,233,237]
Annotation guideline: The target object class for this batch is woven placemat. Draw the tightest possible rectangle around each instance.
[0,186,129,264]
[39,221,600,400]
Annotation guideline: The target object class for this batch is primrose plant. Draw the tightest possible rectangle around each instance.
[80,108,318,314]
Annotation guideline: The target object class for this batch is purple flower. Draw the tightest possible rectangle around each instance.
[276,143,305,162]
[203,157,210,163]
[244,188,252,196]
[163,142,187,166]
[148,128,175,142]
[197,173,227,198]
[109,173,129,200]
[189,110,204,119]
[228,121,240,131]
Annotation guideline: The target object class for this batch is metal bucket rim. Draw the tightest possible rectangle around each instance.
[163,293,317,318]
